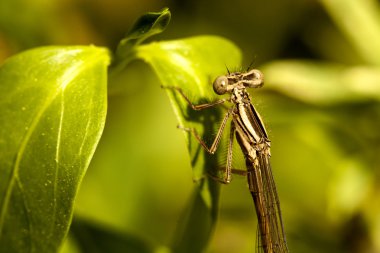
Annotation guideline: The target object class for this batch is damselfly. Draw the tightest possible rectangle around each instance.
[165,69,288,253]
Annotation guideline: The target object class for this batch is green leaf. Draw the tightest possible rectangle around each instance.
[135,35,242,146]
[170,179,220,253]
[262,60,380,104]
[133,35,242,252]
[111,8,171,74]
[66,218,158,253]
[0,46,110,252]
[320,0,380,65]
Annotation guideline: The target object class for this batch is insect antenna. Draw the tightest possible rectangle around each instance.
[246,54,258,71]
[225,64,231,75]
[246,59,255,71]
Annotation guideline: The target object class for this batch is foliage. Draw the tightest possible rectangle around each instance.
[1,1,380,253]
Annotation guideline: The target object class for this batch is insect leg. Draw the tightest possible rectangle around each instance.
[162,85,227,110]
[178,109,232,154]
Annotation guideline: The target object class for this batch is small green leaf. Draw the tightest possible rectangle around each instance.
[133,35,241,252]
[0,46,110,252]
[112,8,171,73]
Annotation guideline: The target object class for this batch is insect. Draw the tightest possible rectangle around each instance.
[165,69,288,253]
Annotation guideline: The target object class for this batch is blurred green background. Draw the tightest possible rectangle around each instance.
[2,0,380,252]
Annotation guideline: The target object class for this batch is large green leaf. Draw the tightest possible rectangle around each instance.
[134,36,242,177]
[134,36,241,252]
[0,46,110,252]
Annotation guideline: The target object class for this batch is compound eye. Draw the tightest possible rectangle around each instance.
[213,76,228,95]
